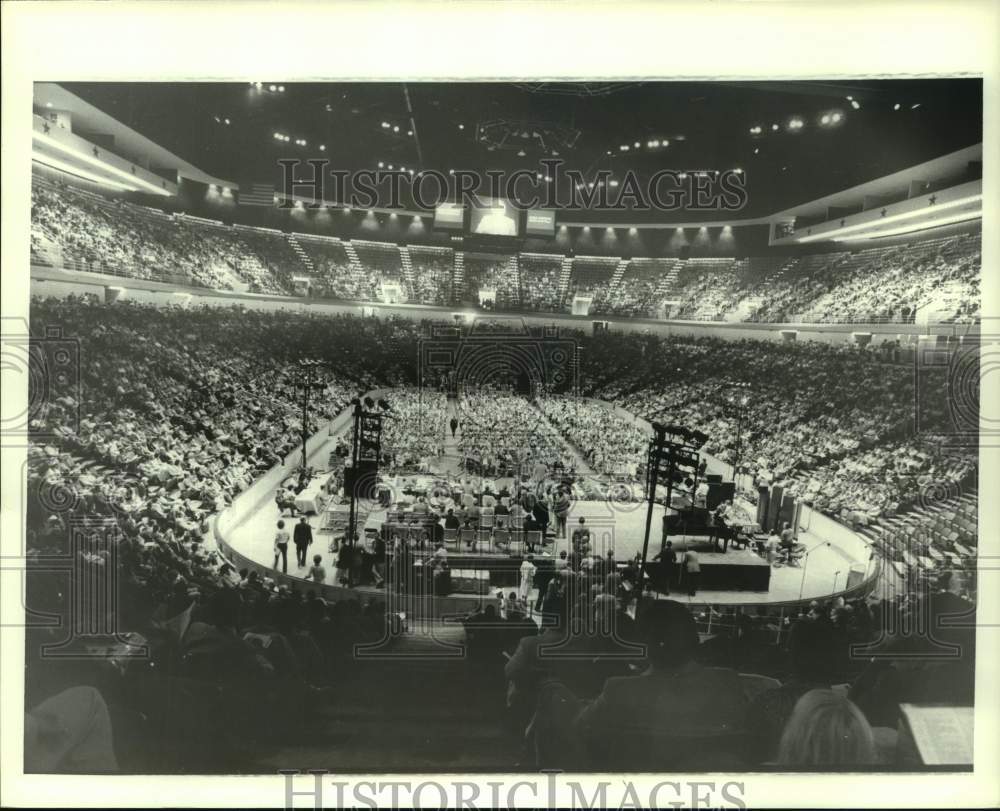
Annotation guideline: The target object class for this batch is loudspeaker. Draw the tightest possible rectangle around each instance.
[706,481,735,510]
[766,485,783,532]
[778,493,796,530]
[344,461,379,500]
[706,473,723,484]
[756,486,770,527]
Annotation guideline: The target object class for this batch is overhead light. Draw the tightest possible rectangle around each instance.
[733,168,743,174]
[319,144,326,151]
[458,124,464,130]
[831,112,842,123]
[771,124,779,131]
[606,150,613,155]
[850,100,861,110]
[269,84,277,91]
[387,164,393,170]
[408,169,414,175]
[634,141,640,148]
[893,103,901,111]
[753,147,760,154]
[278,85,285,92]
[378,161,384,168]
[749,125,761,135]
[45,102,53,108]
[224,118,230,125]
[381,122,390,128]
[610,179,619,187]
[820,114,831,125]
[393,126,400,132]
[407,130,413,136]
[788,118,804,130]
[620,145,629,152]
[846,95,853,101]
[911,103,921,109]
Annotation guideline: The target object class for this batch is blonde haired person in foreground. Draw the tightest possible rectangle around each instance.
[776,688,881,767]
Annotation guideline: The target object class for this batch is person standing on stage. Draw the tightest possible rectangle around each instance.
[450,416,459,438]
[273,520,290,574]
[519,555,537,611]
[293,515,313,568]
[683,548,701,596]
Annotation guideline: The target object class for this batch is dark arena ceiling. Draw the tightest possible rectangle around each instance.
[62,79,982,223]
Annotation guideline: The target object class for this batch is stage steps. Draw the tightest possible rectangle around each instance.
[398,244,415,295]
[558,255,574,305]
[453,250,465,298]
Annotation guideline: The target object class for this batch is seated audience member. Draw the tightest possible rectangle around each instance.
[307,554,326,584]
[745,616,846,762]
[530,600,748,770]
[775,689,880,768]
[24,686,119,773]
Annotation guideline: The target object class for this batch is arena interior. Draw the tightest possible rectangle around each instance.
[20,80,982,773]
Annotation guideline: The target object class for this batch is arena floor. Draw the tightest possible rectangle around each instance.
[223,404,867,607]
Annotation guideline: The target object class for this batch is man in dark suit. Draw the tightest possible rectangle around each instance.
[532,600,748,770]
[293,516,313,568]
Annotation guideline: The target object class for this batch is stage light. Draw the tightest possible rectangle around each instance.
[387,164,393,170]
[846,95,853,101]
[545,176,552,183]
[771,123,779,131]
[820,114,831,125]
[911,103,921,109]
[45,102,53,108]
[393,125,400,132]
[319,144,326,151]
[269,84,277,91]
[733,167,743,174]
[278,85,285,92]
[408,169,414,175]
[620,145,629,152]
[224,118,230,125]
[284,135,290,142]
[850,100,860,110]
[274,132,282,139]
[749,125,761,134]
[458,124,464,130]
[449,169,455,175]
[893,103,901,111]
[610,179,619,187]
[788,118,804,130]
[753,147,759,154]
[407,130,413,136]
[634,141,640,148]
[831,112,842,123]
[678,172,688,180]
[400,166,405,172]
[606,150,613,155]
[382,122,390,128]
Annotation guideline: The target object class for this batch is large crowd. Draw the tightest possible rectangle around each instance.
[22,293,979,773]
[31,177,980,324]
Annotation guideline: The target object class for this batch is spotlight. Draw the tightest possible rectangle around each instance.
[910,103,921,109]
[749,125,762,135]
[850,100,860,110]
[382,122,390,128]
[753,147,759,154]
[831,112,842,123]
[621,145,630,152]
[378,161,384,168]
[278,85,285,92]
[388,164,393,170]
[606,150,613,155]
[893,103,901,111]
[393,125,400,132]
[820,114,831,125]
[319,144,326,151]
[788,118,804,130]
[733,167,743,174]
[458,124,464,130]
[634,141,640,148]
[224,118,230,125]
[449,169,455,175]
[610,179,619,187]
[269,84,277,91]
[771,123,779,131]
[407,130,413,136]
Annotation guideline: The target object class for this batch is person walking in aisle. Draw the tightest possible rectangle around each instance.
[294,515,313,567]
[273,520,289,574]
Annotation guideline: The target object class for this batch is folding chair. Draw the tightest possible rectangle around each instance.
[460,527,476,551]
[477,528,493,552]
[493,528,511,552]
[443,527,458,548]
